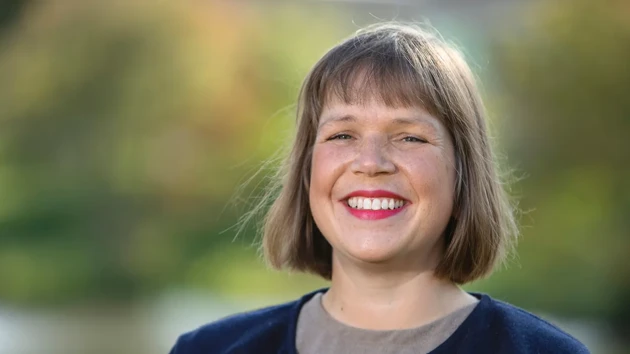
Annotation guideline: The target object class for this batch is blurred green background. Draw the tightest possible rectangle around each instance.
[0,0,628,353]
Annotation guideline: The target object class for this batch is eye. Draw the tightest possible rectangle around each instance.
[328,133,353,141]
[402,136,426,143]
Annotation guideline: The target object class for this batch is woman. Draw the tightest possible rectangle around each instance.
[170,23,589,354]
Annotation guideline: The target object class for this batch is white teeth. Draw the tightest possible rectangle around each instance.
[346,197,405,210]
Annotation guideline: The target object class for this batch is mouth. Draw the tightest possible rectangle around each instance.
[347,197,406,210]
[341,190,410,220]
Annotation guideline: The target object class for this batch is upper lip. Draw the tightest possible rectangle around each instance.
[341,190,408,201]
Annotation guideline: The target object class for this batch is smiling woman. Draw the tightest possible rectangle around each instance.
[169,23,590,354]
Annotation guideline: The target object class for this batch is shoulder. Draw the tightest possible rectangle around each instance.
[170,302,293,353]
[169,290,324,354]
[484,296,590,354]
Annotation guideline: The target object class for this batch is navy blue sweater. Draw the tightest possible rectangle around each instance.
[170,289,589,354]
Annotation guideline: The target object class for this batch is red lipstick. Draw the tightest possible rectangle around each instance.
[341,190,409,220]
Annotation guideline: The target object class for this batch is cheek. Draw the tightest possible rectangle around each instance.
[309,148,329,198]
[404,150,456,201]
[309,145,349,233]
[310,148,327,188]
[310,145,350,197]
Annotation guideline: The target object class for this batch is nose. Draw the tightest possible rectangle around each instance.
[350,137,396,176]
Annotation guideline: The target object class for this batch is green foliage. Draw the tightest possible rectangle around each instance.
[0,1,341,306]
[474,0,630,331]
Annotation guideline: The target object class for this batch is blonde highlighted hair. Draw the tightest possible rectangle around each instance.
[246,23,517,284]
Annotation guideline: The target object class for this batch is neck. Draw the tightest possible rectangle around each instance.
[321,254,477,330]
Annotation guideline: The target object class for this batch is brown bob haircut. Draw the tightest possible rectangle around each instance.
[254,23,518,284]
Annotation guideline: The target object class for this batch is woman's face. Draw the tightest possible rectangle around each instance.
[309,97,456,269]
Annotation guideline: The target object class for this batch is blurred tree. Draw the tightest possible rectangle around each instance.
[482,0,630,339]
[0,0,27,33]
[0,0,339,306]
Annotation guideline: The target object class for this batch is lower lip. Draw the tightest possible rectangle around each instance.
[343,202,408,220]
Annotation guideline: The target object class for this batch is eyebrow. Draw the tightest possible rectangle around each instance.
[391,117,427,126]
[318,114,438,131]
[318,114,356,129]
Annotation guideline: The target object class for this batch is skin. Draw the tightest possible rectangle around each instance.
[309,96,478,330]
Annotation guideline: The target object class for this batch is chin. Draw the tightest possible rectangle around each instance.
[337,237,404,264]
[350,251,398,264]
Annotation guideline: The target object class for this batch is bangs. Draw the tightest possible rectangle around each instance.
[313,33,442,115]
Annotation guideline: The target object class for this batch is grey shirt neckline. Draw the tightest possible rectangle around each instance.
[296,292,479,354]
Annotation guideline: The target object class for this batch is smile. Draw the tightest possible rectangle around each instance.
[341,190,410,220]
[347,197,405,210]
